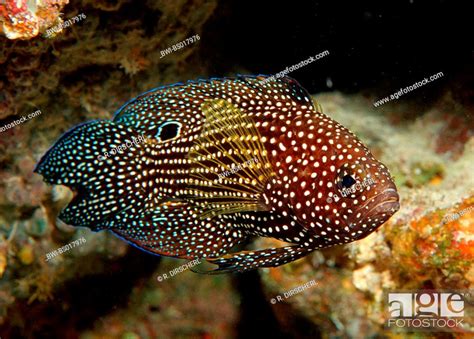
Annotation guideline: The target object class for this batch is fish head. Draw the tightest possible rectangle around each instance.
[283,114,399,244]
[329,140,400,239]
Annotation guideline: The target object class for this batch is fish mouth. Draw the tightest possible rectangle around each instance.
[367,188,400,218]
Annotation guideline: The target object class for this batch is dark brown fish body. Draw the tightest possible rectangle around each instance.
[35,75,399,273]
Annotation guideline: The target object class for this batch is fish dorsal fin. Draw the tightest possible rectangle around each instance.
[248,76,323,113]
[112,76,322,140]
[187,99,276,218]
[278,76,323,113]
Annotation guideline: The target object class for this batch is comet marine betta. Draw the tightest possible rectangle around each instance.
[35,75,400,273]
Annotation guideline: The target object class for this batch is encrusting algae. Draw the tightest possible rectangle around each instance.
[0,0,70,40]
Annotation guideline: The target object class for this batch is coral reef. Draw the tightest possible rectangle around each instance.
[0,0,69,40]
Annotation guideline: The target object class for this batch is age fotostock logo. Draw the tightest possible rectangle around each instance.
[386,291,472,332]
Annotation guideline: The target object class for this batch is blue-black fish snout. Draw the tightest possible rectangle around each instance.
[34,120,151,229]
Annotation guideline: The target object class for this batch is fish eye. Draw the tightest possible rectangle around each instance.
[341,174,356,188]
[336,173,356,191]
[334,163,369,198]
[156,121,181,142]
[335,164,355,189]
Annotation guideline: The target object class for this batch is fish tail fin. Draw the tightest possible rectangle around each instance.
[196,245,315,274]
[35,120,151,229]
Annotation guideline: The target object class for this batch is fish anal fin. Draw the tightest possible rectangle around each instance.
[104,203,247,259]
[112,228,190,258]
[198,245,316,274]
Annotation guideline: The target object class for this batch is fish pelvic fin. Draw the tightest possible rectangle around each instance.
[187,99,276,219]
[34,120,153,230]
[195,245,316,274]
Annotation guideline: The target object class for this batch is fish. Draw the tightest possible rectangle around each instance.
[34,75,400,273]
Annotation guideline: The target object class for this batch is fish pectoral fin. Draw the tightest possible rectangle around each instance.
[195,245,316,274]
[186,99,276,218]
